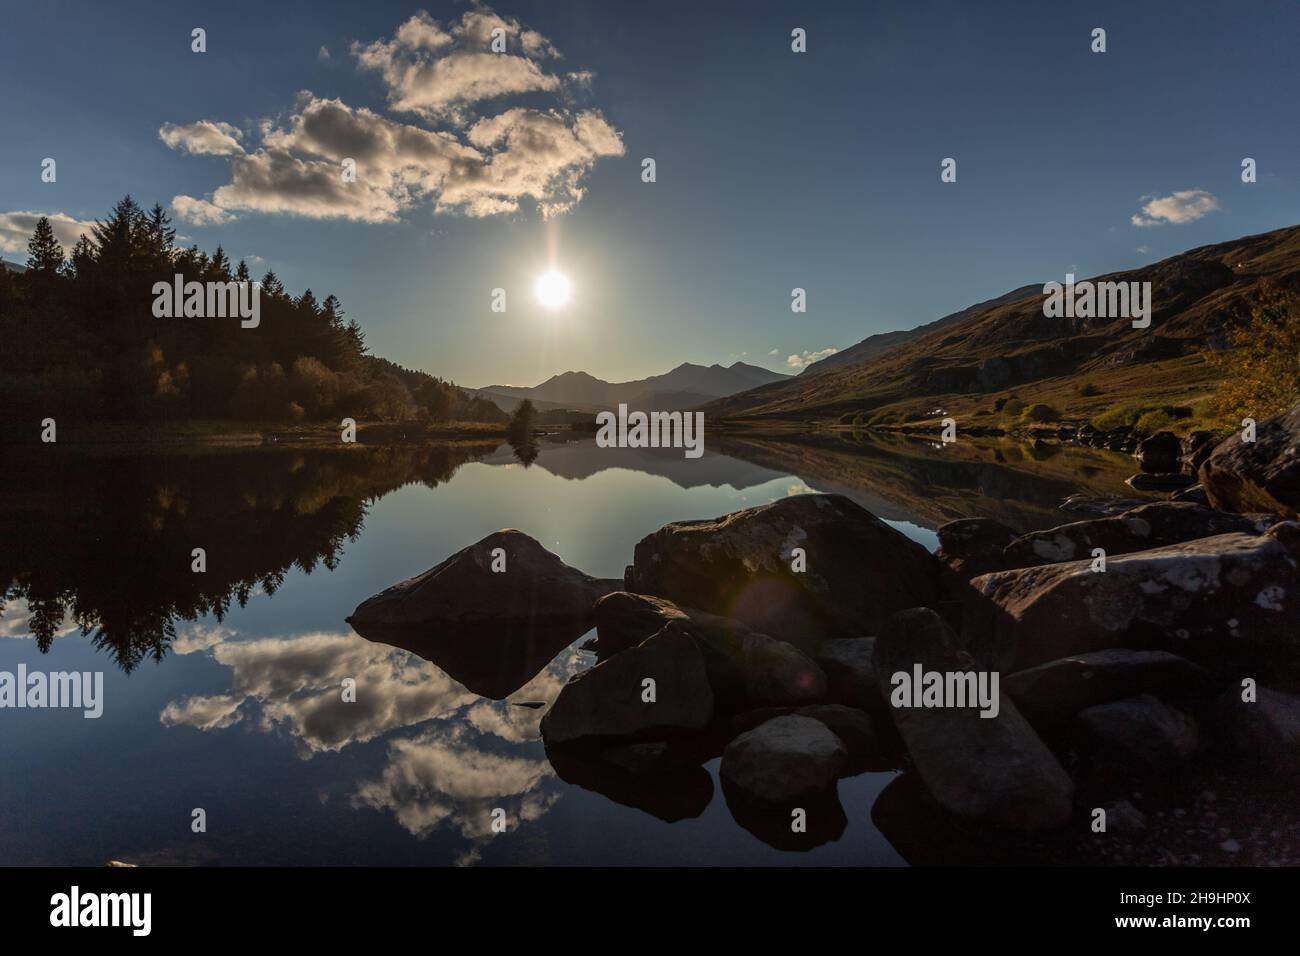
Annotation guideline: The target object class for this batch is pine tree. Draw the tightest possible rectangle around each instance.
[234,260,250,283]
[209,245,231,280]
[143,204,176,266]
[26,216,65,274]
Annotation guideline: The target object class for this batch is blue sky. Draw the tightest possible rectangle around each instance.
[2,0,1298,387]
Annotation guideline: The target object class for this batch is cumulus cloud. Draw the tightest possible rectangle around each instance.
[0,211,96,255]
[353,9,562,122]
[159,8,623,224]
[171,195,236,226]
[159,120,245,157]
[786,347,838,370]
[1131,189,1220,227]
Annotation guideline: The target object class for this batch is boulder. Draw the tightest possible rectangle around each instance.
[539,622,714,745]
[970,524,1300,673]
[592,591,826,709]
[1215,685,1300,777]
[1182,430,1219,470]
[1126,472,1196,491]
[730,704,878,761]
[872,608,1075,831]
[1135,431,1182,471]
[1169,484,1210,505]
[814,637,880,707]
[1200,400,1300,518]
[719,715,846,806]
[1074,694,1199,773]
[936,517,1018,579]
[1004,649,1211,729]
[1002,501,1269,569]
[628,494,943,653]
[1059,494,1147,517]
[347,529,619,629]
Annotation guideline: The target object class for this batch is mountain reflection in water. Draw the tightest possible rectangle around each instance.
[0,433,1155,865]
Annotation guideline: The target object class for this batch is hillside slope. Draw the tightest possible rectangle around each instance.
[703,224,1300,423]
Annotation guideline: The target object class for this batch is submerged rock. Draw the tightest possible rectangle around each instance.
[719,715,846,806]
[627,493,943,652]
[873,608,1075,832]
[540,622,715,745]
[1200,400,1300,518]
[971,524,1300,673]
[592,591,826,709]
[347,529,619,629]
[1003,501,1268,569]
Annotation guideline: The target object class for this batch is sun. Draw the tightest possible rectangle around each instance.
[535,269,572,310]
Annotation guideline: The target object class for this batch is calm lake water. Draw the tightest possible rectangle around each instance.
[0,432,1154,866]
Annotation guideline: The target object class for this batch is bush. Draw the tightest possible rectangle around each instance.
[1020,403,1061,422]
[1134,409,1174,432]
[1210,288,1300,421]
[1077,382,1102,397]
[1001,398,1024,416]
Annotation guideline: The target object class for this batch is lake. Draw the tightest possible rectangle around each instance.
[0,431,1157,866]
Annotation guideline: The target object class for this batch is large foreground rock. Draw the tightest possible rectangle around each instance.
[719,715,846,806]
[1003,501,1269,569]
[1005,649,1211,729]
[628,494,943,652]
[540,622,714,745]
[1074,694,1199,773]
[592,592,826,708]
[1200,401,1300,518]
[348,529,619,628]
[1216,685,1300,777]
[936,517,1018,579]
[971,523,1300,672]
[814,637,880,708]
[873,608,1075,831]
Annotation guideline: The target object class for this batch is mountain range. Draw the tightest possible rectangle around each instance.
[472,361,790,413]
[702,223,1300,424]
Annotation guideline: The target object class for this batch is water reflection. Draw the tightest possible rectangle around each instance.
[0,431,1156,865]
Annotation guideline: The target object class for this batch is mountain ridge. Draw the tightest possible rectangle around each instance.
[701,223,1300,423]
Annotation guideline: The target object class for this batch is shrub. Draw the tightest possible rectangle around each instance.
[1020,403,1061,422]
[1210,288,1300,421]
[1134,409,1174,432]
[1077,382,1102,397]
[1002,398,1025,416]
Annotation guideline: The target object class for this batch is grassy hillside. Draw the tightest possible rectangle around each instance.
[704,223,1300,428]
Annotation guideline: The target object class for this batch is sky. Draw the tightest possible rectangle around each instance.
[2,0,1299,388]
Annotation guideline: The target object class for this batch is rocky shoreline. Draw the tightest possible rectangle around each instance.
[346,400,1300,860]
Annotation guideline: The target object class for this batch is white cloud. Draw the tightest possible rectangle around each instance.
[317,45,331,61]
[1136,244,1152,254]
[1131,189,1220,227]
[786,347,838,370]
[0,211,96,255]
[769,348,780,355]
[352,9,563,123]
[159,120,245,157]
[172,195,236,226]
[160,7,623,224]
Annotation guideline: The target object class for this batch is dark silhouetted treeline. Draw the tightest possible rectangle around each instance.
[0,197,506,425]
